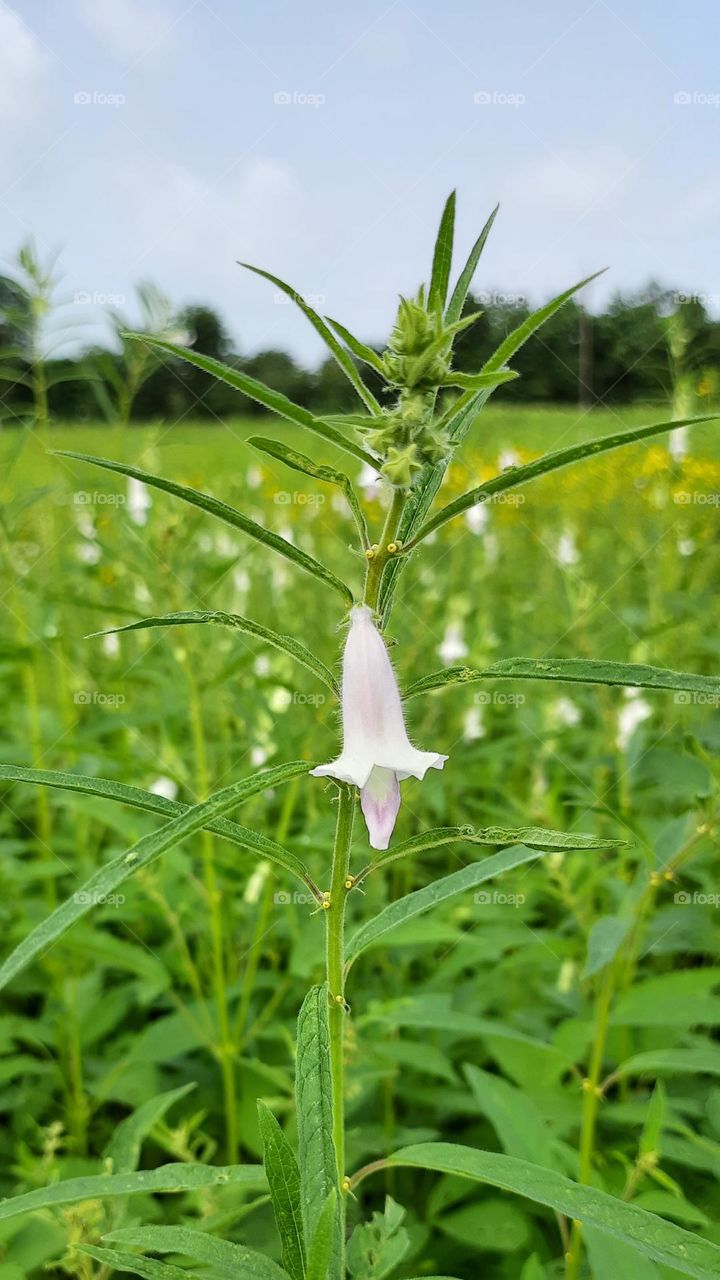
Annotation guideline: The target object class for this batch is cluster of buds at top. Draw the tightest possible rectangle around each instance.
[360,288,482,488]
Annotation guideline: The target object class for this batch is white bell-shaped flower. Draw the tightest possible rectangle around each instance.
[311,605,447,849]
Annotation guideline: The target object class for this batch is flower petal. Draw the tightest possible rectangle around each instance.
[360,766,401,850]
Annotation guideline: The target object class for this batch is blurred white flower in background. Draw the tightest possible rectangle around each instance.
[102,631,121,658]
[465,503,489,535]
[269,687,292,713]
[555,531,579,566]
[669,427,688,461]
[463,705,485,741]
[76,541,101,565]
[439,623,468,665]
[617,689,652,749]
[358,463,381,501]
[551,696,581,728]
[149,776,178,800]
[127,476,151,526]
[233,567,251,598]
[244,860,270,904]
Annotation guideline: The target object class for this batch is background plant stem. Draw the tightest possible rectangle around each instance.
[184,655,238,1164]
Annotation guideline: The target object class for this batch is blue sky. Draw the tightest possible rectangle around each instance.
[2,0,717,361]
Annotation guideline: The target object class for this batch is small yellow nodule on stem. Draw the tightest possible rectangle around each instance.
[344,876,354,890]
[322,896,331,910]
[341,1175,351,1193]
[581,1077,603,1098]
[334,993,345,1005]
[386,540,402,554]
[364,544,379,560]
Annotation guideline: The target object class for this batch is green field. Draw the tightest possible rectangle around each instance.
[2,405,720,1278]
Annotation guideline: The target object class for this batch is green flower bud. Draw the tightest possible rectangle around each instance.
[417,426,452,466]
[382,442,423,488]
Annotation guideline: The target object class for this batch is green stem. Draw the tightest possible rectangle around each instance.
[363,489,406,610]
[63,972,89,1154]
[325,784,356,1262]
[566,961,616,1280]
[185,658,237,1164]
[234,775,300,1045]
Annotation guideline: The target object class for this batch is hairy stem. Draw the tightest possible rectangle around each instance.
[325,784,356,1260]
[364,488,406,610]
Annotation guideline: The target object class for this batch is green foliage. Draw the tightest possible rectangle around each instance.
[296,987,339,1253]
[0,760,312,991]
[56,450,355,603]
[258,1100,307,1280]
[0,1163,267,1221]
[387,1143,720,1277]
[103,1226,290,1279]
[3,193,720,1280]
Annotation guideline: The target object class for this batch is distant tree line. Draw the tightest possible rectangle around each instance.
[1,247,718,426]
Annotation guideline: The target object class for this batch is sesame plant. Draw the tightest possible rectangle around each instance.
[3,193,720,1280]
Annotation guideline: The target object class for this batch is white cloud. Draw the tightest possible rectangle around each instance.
[0,4,48,121]
[75,0,176,64]
[506,148,630,217]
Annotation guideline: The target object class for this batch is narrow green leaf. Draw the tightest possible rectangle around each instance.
[445,203,499,324]
[584,1231,663,1280]
[428,191,456,314]
[365,1002,573,1076]
[87,608,339,695]
[386,1143,720,1279]
[614,1048,720,1080]
[296,986,339,1253]
[613,970,720,1028]
[346,845,542,969]
[104,1083,196,1175]
[240,263,381,415]
[305,1189,337,1280]
[408,415,720,546]
[481,269,606,373]
[519,1260,546,1280]
[440,368,518,391]
[403,657,720,701]
[122,333,379,468]
[78,1246,199,1280]
[0,763,317,893]
[355,824,624,885]
[106,1226,290,1280]
[0,1162,267,1222]
[583,915,632,979]
[465,1065,560,1170]
[640,1083,667,1158]
[249,436,369,549]
[346,1195,409,1280]
[54,451,354,604]
[0,760,311,992]
[258,1101,307,1280]
[324,317,386,376]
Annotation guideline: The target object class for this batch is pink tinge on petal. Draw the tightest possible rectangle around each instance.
[360,767,401,851]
